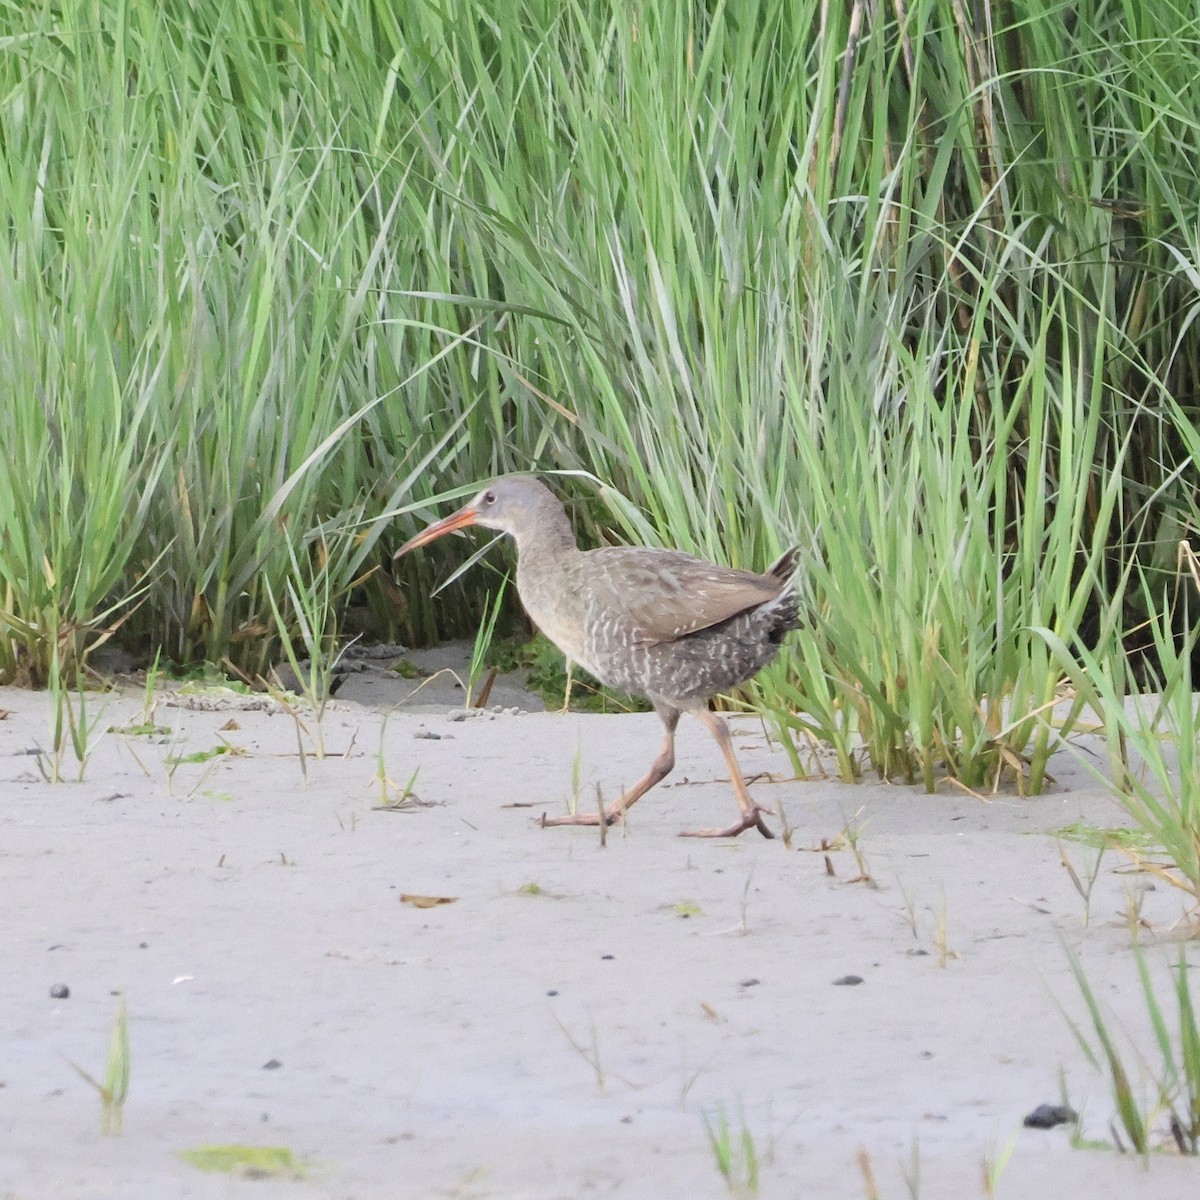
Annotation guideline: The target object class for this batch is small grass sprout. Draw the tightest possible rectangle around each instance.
[932,895,960,968]
[702,1104,761,1195]
[265,528,360,759]
[1057,839,1107,927]
[40,645,108,782]
[69,993,130,1135]
[371,716,425,811]
[468,574,508,707]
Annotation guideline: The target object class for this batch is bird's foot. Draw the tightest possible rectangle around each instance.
[678,806,775,840]
[540,810,616,829]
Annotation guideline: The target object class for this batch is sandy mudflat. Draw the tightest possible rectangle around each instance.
[2,647,1197,1198]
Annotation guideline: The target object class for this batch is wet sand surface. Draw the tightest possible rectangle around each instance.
[2,649,1196,1197]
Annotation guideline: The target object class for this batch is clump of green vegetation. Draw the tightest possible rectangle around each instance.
[165,744,239,766]
[178,1145,306,1178]
[487,634,650,713]
[1053,824,1157,852]
[168,663,256,696]
[109,720,172,738]
[1043,572,1200,904]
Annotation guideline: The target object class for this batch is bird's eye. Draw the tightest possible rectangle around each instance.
[483,490,496,505]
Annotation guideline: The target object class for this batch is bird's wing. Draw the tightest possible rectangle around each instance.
[584,548,785,645]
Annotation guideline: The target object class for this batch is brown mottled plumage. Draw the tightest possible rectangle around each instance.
[394,476,800,838]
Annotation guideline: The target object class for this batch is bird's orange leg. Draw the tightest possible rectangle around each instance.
[541,712,678,830]
[679,709,775,840]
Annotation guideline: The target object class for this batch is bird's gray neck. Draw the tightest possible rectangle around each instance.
[510,495,578,563]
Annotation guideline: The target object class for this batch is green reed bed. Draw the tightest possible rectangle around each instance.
[1,0,1200,804]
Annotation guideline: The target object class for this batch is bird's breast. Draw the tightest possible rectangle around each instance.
[515,557,589,665]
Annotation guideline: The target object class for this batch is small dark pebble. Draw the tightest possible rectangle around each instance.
[413,728,443,741]
[907,948,929,957]
[1024,1103,1077,1129]
[139,942,149,949]
[739,978,760,989]
[262,1059,282,1070]
[834,974,864,986]
[546,989,558,997]
[49,983,69,999]
[601,954,614,961]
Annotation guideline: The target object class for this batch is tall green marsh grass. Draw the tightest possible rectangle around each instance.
[0,0,520,677]
[1066,944,1200,1155]
[1043,566,1200,903]
[2,1,1200,806]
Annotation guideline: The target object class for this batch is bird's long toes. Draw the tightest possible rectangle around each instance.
[540,811,609,829]
[678,810,775,840]
[753,814,776,839]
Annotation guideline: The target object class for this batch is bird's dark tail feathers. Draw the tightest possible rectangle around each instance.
[767,545,801,582]
[765,545,802,640]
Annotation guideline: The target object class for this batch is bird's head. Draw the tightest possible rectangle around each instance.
[393,475,559,558]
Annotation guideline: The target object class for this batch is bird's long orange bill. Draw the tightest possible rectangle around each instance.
[393,506,478,559]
